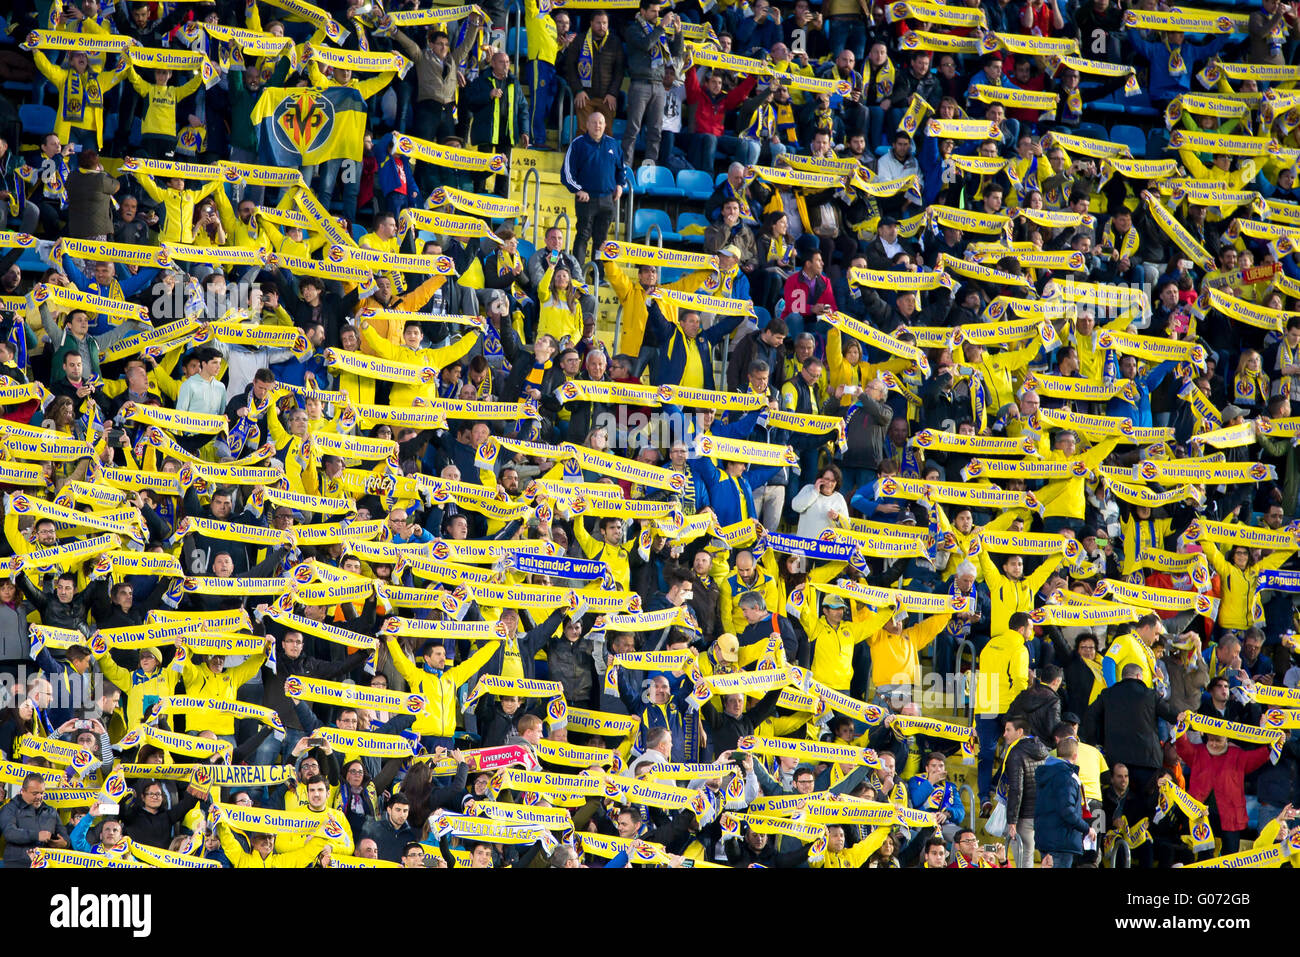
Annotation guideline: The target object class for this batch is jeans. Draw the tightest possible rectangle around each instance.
[624,80,666,165]
[1052,850,1076,868]
[420,734,455,753]
[660,129,681,163]
[828,17,867,63]
[1010,819,1036,867]
[755,483,785,531]
[228,146,265,206]
[866,105,886,149]
[529,59,557,147]
[573,193,615,267]
[313,157,361,226]
[976,715,1002,801]
[691,133,760,175]
[253,727,304,767]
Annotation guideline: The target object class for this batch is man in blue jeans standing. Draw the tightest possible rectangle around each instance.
[562,111,627,266]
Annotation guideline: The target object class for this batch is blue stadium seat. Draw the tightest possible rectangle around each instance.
[677,169,714,201]
[659,267,686,284]
[351,223,367,241]
[636,165,685,199]
[506,27,527,58]
[676,212,709,244]
[1146,127,1170,160]
[560,115,576,146]
[19,104,54,139]
[715,172,728,186]
[1111,124,1146,158]
[1072,122,1108,141]
[517,239,535,262]
[611,119,627,140]
[753,306,772,328]
[631,208,682,243]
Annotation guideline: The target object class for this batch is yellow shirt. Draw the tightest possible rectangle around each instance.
[125,69,204,138]
[681,342,705,389]
[977,630,1030,716]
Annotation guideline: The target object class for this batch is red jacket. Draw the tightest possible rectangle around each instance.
[1175,737,1272,832]
[685,68,757,137]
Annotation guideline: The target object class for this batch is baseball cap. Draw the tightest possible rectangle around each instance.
[714,634,739,662]
[823,595,848,609]
[719,244,743,259]
[1221,404,1247,420]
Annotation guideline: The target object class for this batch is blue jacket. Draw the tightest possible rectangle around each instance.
[645,301,746,391]
[907,776,965,824]
[375,133,419,203]
[1127,33,1230,102]
[1033,756,1091,855]
[61,255,159,336]
[1105,359,1176,428]
[561,132,627,197]
[687,453,782,528]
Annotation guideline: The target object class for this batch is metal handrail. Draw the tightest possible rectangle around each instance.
[954,637,976,723]
[959,784,977,832]
[507,7,523,81]
[519,166,541,245]
[555,85,574,150]
[619,178,634,242]
[645,223,664,248]
[553,211,571,242]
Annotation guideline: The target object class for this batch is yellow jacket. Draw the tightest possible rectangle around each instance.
[977,550,1063,638]
[33,49,124,146]
[811,825,892,867]
[976,630,1029,716]
[179,653,267,735]
[1076,313,1132,382]
[94,652,180,729]
[1201,537,1295,630]
[717,568,781,637]
[1037,436,1119,520]
[385,637,498,737]
[971,337,1042,413]
[571,516,634,591]
[798,597,895,692]
[525,0,559,64]
[1178,149,1258,221]
[1103,631,1157,688]
[603,261,700,356]
[537,261,584,345]
[1120,513,1172,575]
[275,804,354,855]
[934,504,1016,581]
[135,174,222,244]
[358,230,408,295]
[866,613,953,690]
[217,822,328,868]
[123,67,204,138]
[826,325,908,395]
[357,275,453,354]
[359,322,480,405]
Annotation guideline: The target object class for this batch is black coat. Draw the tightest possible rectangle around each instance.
[703,687,782,756]
[1007,684,1063,743]
[361,814,417,863]
[1081,677,1180,771]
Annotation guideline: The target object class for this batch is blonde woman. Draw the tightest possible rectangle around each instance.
[1231,348,1269,417]
[537,262,584,346]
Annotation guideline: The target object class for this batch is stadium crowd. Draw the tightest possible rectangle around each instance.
[2,0,1300,871]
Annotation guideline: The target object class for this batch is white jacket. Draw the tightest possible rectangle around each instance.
[791,485,847,539]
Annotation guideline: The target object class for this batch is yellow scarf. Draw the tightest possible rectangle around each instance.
[1165,38,1185,76]
[1102,223,1139,259]
[1234,368,1268,404]
[873,57,895,99]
